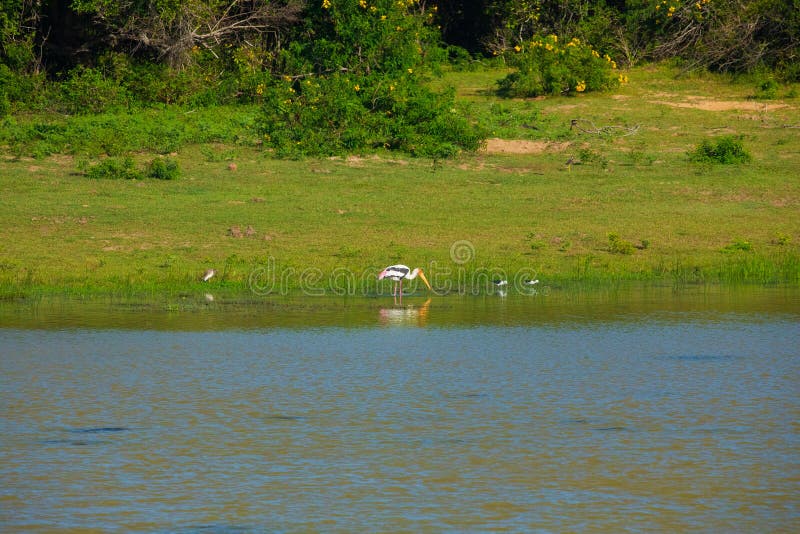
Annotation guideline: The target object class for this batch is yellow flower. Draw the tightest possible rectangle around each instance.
[389,84,395,91]
[359,0,367,8]
[407,68,413,74]
[611,61,617,69]
[381,15,386,20]
[576,81,586,92]
[545,43,553,51]
[514,45,521,52]
[354,84,360,91]
[256,84,265,95]
[322,0,331,9]
[669,6,676,12]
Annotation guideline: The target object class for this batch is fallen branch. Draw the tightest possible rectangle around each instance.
[570,119,640,137]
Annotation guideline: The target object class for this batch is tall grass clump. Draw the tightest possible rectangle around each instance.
[689,135,752,164]
[496,35,623,97]
[715,253,800,285]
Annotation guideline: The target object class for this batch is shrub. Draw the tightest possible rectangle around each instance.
[608,232,635,255]
[753,78,779,100]
[85,157,143,180]
[689,135,752,164]
[147,157,180,180]
[58,66,132,114]
[497,35,623,97]
[256,73,483,158]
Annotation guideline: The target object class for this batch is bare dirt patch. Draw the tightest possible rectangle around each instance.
[649,98,790,112]
[483,138,570,155]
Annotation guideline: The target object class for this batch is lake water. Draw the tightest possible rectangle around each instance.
[1,288,798,532]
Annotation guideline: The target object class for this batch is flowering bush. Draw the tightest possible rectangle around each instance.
[497,35,623,97]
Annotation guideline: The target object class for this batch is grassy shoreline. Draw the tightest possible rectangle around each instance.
[1,65,798,299]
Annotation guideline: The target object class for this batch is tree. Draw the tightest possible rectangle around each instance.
[1,0,45,72]
[70,0,305,68]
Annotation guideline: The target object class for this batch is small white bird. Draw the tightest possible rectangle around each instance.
[493,280,508,287]
[378,264,432,296]
[525,279,539,286]
[202,269,216,282]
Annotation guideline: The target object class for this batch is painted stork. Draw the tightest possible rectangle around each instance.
[378,264,432,296]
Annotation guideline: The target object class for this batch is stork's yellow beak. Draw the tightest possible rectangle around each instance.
[418,269,432,291]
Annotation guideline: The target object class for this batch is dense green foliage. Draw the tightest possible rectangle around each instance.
[0,1,797,160]
[0,106,258,157]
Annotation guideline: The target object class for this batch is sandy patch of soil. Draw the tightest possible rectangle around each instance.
[483,138,570,155]
[649,98,790,112]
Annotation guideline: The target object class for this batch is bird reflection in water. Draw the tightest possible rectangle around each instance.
[379,298,431,327]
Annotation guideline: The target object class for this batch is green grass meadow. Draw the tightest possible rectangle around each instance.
[1,65,798,298]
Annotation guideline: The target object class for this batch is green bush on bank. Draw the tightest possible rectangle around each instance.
[256,72,484,158]
[253,0,484,158]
